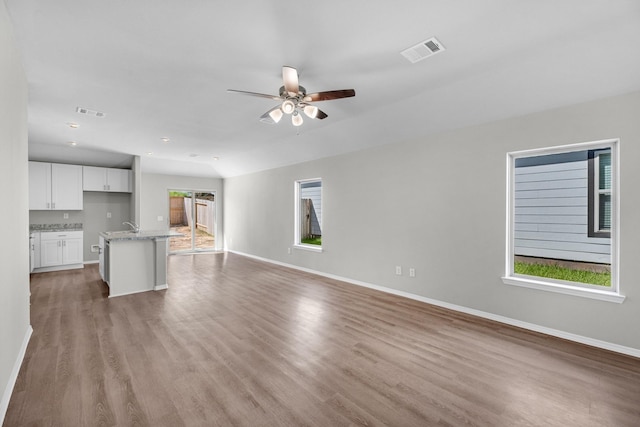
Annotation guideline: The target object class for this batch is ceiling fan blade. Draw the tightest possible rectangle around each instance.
[315,109,328,120]
[303,89,356,102]
[259,105,284,124]
[282,66,299,96]
[227,89,281,101]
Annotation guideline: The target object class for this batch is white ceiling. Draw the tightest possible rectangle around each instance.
[6,0,640,178]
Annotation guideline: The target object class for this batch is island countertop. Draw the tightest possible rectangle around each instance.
[99,230,183,241]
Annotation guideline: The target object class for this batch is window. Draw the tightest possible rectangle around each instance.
[588,149,611,238]
[294,178,322,251]
[502,139,623,303]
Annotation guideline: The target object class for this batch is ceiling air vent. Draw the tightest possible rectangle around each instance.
[76,106,106,118]
[401,37,446,64]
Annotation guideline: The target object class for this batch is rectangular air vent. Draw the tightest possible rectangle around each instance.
[401,37,446,64]
[76,106,106,118]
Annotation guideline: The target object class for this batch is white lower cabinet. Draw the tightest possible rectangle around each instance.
[39,231,84,268]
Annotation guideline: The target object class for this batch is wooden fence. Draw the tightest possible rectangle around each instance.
[194,199,215,234]
[170,196,187,225]
[171,196,215,235]
[301,198,321,238]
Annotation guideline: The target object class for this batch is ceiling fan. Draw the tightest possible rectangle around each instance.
[227,66,355,126]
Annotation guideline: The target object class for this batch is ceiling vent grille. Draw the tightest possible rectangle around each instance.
[401,37,445,64]
[76,106,106,118]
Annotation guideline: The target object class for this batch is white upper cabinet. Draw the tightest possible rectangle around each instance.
[52,164,84,209]
[29,162,83,210]
[83,166,132,192]
[28,162,52,210]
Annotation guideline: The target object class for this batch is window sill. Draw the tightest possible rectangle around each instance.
[293,244,323,253]
[502,275,625,303]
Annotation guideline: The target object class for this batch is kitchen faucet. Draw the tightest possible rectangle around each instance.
[123,221,140,233]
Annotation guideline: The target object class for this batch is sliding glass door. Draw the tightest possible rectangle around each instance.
[168,190,216,252]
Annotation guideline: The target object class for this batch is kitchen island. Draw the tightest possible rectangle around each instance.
[99,230,181,298]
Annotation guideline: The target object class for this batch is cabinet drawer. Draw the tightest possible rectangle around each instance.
[40,230,83,240]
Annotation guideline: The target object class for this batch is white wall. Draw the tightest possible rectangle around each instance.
[0,1,31,420]
[224,90,640,352]
[139,173,223,249]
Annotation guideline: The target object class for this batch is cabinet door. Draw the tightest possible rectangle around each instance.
[106,169,132,192]
[29,162,52,210]
[32,232,41,268]
[62,237,84,265]
[40,240,63,267]
[51,164,83,210]
[83,166,108,191]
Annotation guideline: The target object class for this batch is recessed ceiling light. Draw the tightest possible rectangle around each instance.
[67,122,79,128]
[161,137,170,143]
[212,156,219,161]
[67,141,77,146]
[189,153,198,158]
[146,152,153,155]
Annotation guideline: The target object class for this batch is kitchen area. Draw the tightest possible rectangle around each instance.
[28,160,180,297]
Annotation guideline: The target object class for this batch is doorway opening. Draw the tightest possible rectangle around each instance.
[168,190,217,252]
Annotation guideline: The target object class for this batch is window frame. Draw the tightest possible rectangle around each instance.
[294,177,323,252]
[502,138,623,303]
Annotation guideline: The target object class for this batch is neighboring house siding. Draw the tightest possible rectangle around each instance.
[514,152,610,264]
[301,183,321,236]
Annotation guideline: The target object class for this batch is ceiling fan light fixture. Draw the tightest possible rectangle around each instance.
[269,108,283,123]
[281,99,296,114]
[292,111,303,127]
[303,105,318,119]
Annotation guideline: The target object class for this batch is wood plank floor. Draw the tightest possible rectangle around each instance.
[5,252,640,426]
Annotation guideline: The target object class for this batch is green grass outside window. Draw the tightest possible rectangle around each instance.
[301,236,322,246]
[514,262,610,287]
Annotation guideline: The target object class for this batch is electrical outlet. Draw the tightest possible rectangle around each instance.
[157,215,163,221]
[287,248,291,254]
[106,212,112,218]
[395,266,402,276]
[63,213,69,219]
[409,268,416,277]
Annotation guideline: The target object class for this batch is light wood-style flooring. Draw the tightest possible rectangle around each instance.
[5,252,640,426]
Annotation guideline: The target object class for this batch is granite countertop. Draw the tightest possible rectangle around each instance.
[30,223,83,232]
[99,230,183,241]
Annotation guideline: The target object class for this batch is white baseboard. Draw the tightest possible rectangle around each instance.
[1,326,32,423]
[32,263,84,273]
[83,260,99,265]
[229,250,640,359]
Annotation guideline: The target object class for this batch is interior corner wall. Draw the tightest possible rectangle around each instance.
[0,1,31,421]
[223,90,640,352]
[139,173,224,248]
[131,155,141,225]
